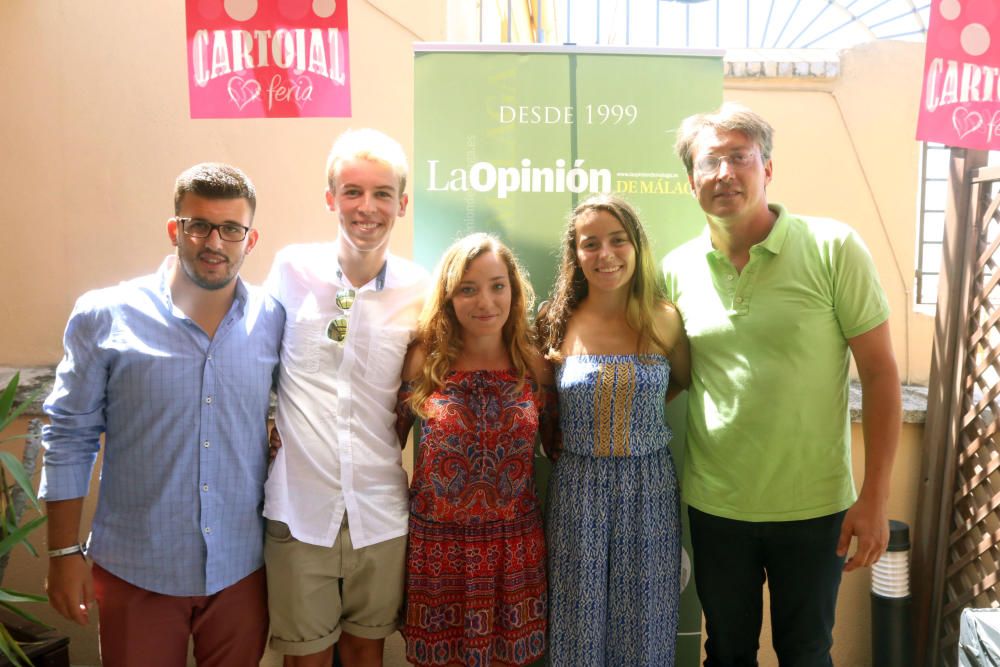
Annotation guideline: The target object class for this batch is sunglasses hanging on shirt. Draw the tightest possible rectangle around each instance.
[326,288,356,343]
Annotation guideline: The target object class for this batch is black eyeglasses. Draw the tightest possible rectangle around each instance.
[176,217,250,242]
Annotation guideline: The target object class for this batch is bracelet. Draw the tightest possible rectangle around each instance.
[48,543,85,559]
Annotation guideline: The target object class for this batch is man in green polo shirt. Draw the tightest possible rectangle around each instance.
[662,103,901,667]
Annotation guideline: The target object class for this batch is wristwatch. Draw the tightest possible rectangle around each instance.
[48,543,86,559]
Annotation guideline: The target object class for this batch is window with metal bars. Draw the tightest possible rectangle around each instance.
[916,145,1000,305]
[915,142,949,305]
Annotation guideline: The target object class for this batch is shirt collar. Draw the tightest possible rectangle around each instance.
[758,203,789,255]
[697,225,716,258]
[699,202,790,258]
[335,258,389,292]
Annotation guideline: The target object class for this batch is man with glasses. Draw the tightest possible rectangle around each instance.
[263,128,428,666]
[662,103,901,666]
[40,163,283,666]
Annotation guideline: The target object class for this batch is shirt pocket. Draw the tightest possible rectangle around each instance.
[364,327,410,385]
[281,320,322,374]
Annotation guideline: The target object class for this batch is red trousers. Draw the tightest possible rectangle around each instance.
[92,563,267,667]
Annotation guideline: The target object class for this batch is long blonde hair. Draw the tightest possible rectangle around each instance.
[409,233,536,417]
[536,194,669,360]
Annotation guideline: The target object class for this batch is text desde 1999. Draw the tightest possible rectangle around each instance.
[498,104,639,125]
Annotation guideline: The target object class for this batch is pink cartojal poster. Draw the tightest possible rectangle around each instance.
[186,0,350,119]
[917,0,1000,150]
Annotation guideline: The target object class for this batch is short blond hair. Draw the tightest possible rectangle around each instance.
[325,128,408,194]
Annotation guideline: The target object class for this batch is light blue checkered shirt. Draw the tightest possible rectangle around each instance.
[40,257,284,596]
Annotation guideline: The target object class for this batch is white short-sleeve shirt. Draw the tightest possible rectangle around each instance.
[264,243,428,548]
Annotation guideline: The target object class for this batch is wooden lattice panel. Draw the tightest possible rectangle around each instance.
[940,179,1000,665]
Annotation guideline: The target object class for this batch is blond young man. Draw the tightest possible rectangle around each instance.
[264,129,429,667]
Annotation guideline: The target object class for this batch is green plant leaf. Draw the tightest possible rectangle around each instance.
[0,454,41,514]
[0,516,40,558]
[18,539,38,559]
[0,375,18,429]
[0,514,15,545]
[0,599,48,628]
[0,622,32,667]
[0,642,18,667]
[0,589,47,604]
[0,516,46,559]
[0,386,44,435]
[0,372,50,663]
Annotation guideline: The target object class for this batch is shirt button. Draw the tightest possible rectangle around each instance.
[207,354,213,361]
[203,440,210,448]
[205,396,213,405]
[202,483,209,492]
[735,296,744,304]
[204,526,212,535]
[727,274,735,281]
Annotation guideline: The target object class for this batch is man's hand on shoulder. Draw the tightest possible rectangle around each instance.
[836,494,889,572]
[47,554,93,625]
[657,301,690,393]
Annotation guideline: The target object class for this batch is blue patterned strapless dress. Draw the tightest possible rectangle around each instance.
[546,354,680,667]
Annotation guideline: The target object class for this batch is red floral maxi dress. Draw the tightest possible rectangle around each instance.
[396,370,548,667]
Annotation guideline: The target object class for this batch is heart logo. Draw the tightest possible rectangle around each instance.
[227,77,262,111]
[292,76,314,110]
[952,107,984,139]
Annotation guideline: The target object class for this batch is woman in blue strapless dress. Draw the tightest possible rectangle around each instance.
[536,194,691,667]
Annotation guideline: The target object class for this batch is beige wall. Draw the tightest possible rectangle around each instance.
[2,4,931,666]
[0,10,932,379]
[0,1,445,367]
[723,41,935,385]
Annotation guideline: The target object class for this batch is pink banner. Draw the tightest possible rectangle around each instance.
[917,0,1000,150]
[186,0,351,119]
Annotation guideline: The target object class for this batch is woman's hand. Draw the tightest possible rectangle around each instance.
[268,425,282,461]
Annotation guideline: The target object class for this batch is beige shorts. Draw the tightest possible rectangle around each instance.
[264,517,406,656]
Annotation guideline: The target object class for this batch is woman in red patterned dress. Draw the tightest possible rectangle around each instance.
[396,233,556,667]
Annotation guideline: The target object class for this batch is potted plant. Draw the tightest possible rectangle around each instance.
[0,372,57,666]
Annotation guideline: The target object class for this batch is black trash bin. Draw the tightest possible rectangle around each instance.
[871,519,913,667]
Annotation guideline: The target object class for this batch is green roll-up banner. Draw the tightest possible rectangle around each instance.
[413,44,722,666]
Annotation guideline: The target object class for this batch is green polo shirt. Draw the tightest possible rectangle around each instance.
[662,204,889,521]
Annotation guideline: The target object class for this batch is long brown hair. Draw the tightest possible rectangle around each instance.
[409,233,536,417]
[536,194,670,361]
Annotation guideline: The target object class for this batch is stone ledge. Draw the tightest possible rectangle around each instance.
[725,48,840,79]
[1,367,53,417]
[3,366,927,424]
[850,382,928,425]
